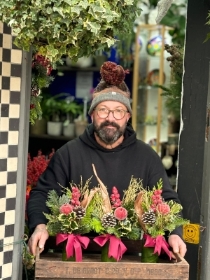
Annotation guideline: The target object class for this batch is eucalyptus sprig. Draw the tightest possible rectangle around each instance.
[0,0,141,62]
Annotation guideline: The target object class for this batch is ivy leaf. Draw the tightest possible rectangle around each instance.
[0,0,141,61]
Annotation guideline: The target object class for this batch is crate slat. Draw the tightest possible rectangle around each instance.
[35,253,189,280]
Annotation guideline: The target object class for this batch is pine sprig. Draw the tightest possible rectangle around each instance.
[45,190,69,215]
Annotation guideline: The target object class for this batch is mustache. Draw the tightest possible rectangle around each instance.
[100,121,120,129]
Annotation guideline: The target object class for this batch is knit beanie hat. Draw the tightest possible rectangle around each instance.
[88,61,132,115]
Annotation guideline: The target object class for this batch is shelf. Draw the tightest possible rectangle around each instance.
[29,134,74,141]
[138,85,158,90]
[56,66,101,72]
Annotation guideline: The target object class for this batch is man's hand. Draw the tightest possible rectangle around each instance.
[28,224,49,256]
[168,234,187,258]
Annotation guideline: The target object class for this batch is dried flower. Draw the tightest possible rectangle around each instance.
[59,203,73,215]
[157,203,170,215]
[114,207,128,221]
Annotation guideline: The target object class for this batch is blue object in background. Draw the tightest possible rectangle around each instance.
[49,69,133,100]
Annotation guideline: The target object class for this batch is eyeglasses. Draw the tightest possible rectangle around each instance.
[95,107,128,120]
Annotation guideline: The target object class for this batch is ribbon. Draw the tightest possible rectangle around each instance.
[93,234,127,261]
[143,234,171,259]
[56,233,90,262]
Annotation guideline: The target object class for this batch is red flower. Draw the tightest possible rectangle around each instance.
[157,203,170,215]
[27,149,54,187]
[110,186,122,208]
[59,204,73,215]
[114,207,128,220]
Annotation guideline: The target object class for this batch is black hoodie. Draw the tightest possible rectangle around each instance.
[27,123,182,237]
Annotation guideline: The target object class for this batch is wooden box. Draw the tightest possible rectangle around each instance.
[35,238,189,280]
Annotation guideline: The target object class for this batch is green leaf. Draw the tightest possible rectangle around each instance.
[0,0,140,61]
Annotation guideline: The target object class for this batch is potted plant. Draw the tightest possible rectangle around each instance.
[42,93,69,136]
[61,97,83,138]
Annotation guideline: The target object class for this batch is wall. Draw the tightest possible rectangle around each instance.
[0,22,31,280]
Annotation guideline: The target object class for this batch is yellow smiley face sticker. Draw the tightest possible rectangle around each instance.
[183,224,200,244]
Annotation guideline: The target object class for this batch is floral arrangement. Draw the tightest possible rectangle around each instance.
[89,164,142,261]
[43,178,99,261]
[27,149,54,188]
[134,179,189,258]
[30,53,54,125]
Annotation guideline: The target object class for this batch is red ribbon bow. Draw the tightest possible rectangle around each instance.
[93,234,127,261]
[143,234,171,259]
[56,233,90,262]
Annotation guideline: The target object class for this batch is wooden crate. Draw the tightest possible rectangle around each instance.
[35,238,189,280]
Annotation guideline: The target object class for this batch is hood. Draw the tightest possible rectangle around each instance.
[79,122,137,152]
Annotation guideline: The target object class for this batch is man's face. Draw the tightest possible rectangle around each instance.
[91,101,131,145]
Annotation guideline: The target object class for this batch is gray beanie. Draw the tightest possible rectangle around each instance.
[88,88,132,115]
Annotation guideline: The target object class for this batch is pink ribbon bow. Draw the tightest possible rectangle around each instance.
[143,234,171,259]
[56,233,90,262]
[93,234,127,261]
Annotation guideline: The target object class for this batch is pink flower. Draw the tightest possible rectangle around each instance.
[114,207,128,220]
[157,203,170,215]
[59,203,73,215]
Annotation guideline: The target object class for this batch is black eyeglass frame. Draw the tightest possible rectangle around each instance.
[94,108,129,120]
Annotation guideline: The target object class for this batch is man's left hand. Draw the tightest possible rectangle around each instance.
[168,234,187,258]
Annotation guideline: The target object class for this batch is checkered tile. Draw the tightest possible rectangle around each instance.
[0,22,23,280]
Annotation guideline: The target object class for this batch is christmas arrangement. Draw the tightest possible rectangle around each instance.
[89,164,142,261]
[43,178,99,261]
[134,179,189,260]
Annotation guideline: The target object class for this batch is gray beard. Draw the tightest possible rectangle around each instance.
[93,120,125,145]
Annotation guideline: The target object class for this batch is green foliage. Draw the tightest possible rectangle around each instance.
[122,177,143,208]
[156,44,184,120]
[160,3,187,46]
[46,190,69,214]
[91,218,105,233]
[205,12,210,43]
[30,53,54,125]
[43,179,94,235]
[0,0,141,62]
[40,93,82,121]
[139,179,189,238]
[89,177,143,240]
[30,94,43,125]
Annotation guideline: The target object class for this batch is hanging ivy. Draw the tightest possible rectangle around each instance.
[30,54,54,125]
[0,0,141,62]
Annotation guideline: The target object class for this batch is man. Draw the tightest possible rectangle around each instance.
[27,61,186,257]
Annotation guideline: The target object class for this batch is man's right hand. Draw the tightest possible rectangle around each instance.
[28,224,49,256]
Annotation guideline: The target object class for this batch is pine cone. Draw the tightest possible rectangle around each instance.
[142,210,156,224]
[102,213,117,228]
[74,206,86,219]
